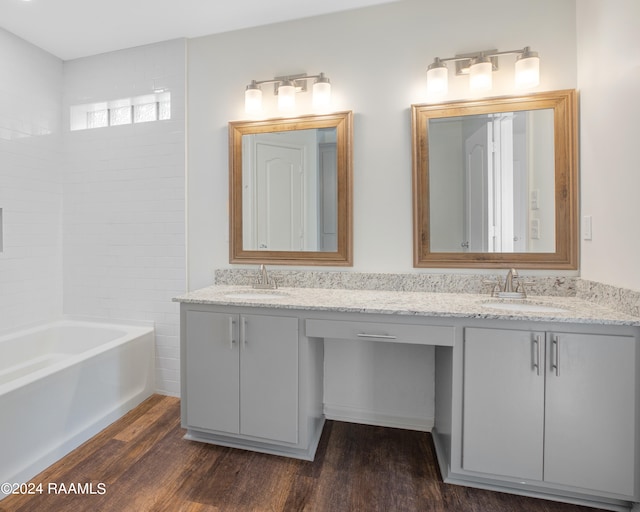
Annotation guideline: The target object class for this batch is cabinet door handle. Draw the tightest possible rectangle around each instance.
[242,317,248,345]
[356,333,397,340]
[532,335,541,375]
[551,335,560,376]
[228,317,236,350]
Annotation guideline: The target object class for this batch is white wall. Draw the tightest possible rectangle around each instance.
[63,39,186,395]
[187,0,577,427]
[0,28,63,333]
[187,0,577,289]
[577,0,640,293]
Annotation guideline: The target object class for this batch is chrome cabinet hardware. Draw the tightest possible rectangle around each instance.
[532,335,541,375]
[242,317,248,345]
[551,335,560,376]
[229,317,236,349]
[356,333,397,340]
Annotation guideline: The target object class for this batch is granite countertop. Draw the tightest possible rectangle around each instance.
[173,285,640,326]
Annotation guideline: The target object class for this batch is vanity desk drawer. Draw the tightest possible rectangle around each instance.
[305,318,454,346]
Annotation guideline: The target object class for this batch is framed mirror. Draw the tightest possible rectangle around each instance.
[229,111,353,265]
[411,89,577,269]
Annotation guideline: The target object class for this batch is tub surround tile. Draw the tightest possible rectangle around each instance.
[63,39,186,397]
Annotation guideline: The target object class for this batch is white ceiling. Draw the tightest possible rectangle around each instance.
[0,0,397,61]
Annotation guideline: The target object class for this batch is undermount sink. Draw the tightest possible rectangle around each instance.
[224,290,287,300]
[482,302,568,313]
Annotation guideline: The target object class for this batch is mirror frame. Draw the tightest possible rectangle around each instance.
[411,89,578,269]
[229,110,353,266]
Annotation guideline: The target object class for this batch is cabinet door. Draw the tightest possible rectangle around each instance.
[240,314,299,444]
[463,327,545,480]
[544,332,636,497]
[185,310,240,434]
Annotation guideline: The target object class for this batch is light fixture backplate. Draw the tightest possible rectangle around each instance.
[274,73,309,95]
[454,50,499,75]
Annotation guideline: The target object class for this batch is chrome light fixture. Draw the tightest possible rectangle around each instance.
[426,58,448,96]
[277,79,296,112]
[426,47,540,97]
[244,72,332,114]
[312,73,331,110]
[514,47,540,88]
[469,55,493,92]
[244,81,262,115]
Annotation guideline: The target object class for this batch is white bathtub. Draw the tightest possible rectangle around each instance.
[0,319,155,497]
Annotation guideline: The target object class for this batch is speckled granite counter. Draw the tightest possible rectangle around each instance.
[173,285,640,326]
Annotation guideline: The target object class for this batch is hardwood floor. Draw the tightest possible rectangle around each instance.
[0,395,607,512]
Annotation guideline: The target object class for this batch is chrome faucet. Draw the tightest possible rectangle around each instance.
[252,264,278,289]
[504,268,519,293]
[486,268,528,298]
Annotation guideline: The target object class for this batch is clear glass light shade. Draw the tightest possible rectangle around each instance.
[515,54,540,88]
[312,80,331,110]
[426,65,448,96]
[244,85,262,114]
[277,82,296,112]
[469,59,492,91]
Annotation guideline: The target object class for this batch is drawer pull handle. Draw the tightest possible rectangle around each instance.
[357,333,397,340]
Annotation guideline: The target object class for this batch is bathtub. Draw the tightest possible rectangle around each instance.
[0,319,155,497]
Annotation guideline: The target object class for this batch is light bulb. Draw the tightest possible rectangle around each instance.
[244,82,262,114]
[427,59,448,96]
[312,73,331,110]
[469,56,492,92]
[515,48,540,88]
[277,80,296,112]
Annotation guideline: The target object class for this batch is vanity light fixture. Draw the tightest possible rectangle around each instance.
[277,79,296,112]
[426,47,540,96]
[244,72,331,114]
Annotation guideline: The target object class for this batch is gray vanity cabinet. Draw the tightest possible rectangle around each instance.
[544,331,636,497]
[184,309,299,444]
[184,309,241,434]
[180,304,325,460]
[463,327,545,480]
[463,327,636,498]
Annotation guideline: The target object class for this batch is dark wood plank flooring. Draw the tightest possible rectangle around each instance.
[0,395,608,512]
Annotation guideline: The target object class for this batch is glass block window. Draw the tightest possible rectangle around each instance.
[110,106,132,126]
[159,100,171,120]
[71,92,171,131]
[87,109,109,129]
[134,103,158,123]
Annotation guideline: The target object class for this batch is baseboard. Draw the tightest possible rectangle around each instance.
[184,417,325,462]
[323,403,433,432]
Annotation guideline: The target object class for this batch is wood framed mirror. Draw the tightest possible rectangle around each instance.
[411,89,577,269]
[229,111,353,266]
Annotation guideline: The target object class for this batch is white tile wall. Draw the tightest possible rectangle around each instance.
[0,28,64,333]
[63,39,186,395]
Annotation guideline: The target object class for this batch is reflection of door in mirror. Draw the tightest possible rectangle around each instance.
[242,128,337,252]
[318,141,338,251]
[428,109,554,254]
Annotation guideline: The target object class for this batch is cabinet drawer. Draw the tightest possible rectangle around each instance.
[305,318,453,346]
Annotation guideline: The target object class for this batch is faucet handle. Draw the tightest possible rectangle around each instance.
[483,277,502,297]
[515,280,527,298]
